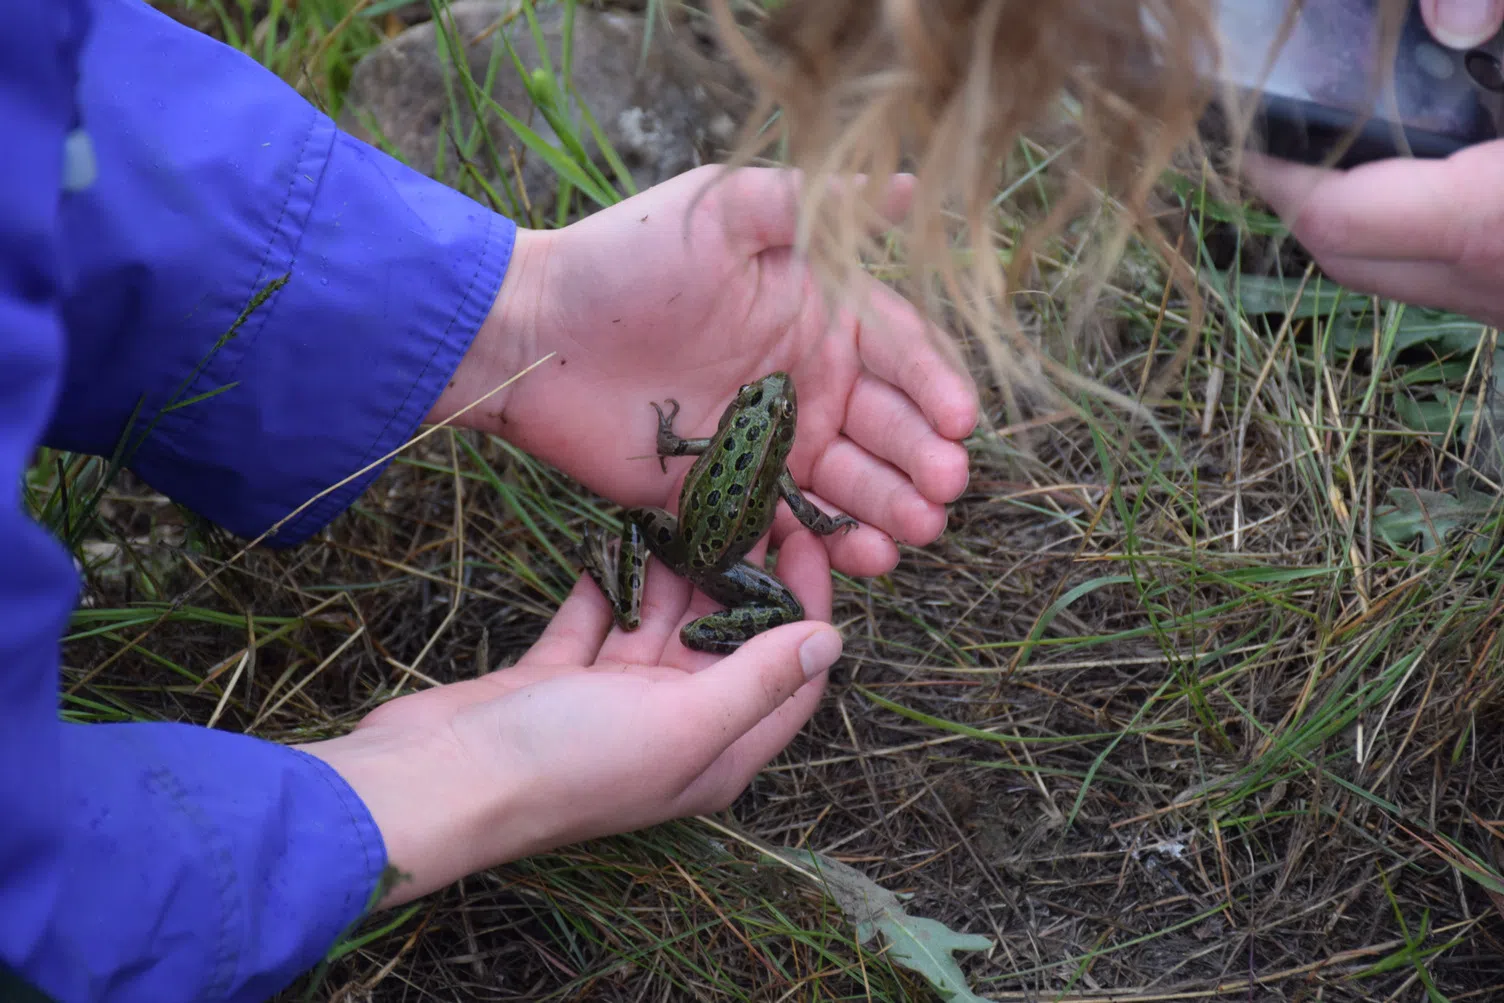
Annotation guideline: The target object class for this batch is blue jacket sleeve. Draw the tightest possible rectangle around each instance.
[1,2,516,1002]
[58,0,516,544]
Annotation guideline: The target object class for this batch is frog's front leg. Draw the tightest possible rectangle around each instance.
[681,560,805,654]
[777,469,859,536]
[651,399,712,473]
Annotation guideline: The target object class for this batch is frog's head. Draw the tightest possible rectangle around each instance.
[723,371,798,460]
[734,371,796,420]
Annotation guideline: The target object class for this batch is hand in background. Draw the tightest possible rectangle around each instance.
[433,165,978,580]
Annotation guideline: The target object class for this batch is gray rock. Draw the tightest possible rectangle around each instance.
[338,1,748,221]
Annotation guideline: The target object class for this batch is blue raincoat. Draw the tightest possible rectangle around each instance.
[1,2,517,999]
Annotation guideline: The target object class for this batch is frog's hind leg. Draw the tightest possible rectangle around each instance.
[576,520,647,631]
[681,560,805,654]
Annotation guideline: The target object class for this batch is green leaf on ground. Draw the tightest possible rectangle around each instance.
[1374,487,1498,553]
[1394,390,1476,439]
[771,847,994,1003]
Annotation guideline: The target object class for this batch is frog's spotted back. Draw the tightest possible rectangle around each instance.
[679,372,799,572]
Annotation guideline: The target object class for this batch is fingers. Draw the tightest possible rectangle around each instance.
[665,528,835,666]
[536,516,840,673]
[1245,153,1452,262]
[518,574,614,667]
[1421,0,1504,49]
[584,534,837,817]
[678,670,829,815]
[1239,151,1332,224]
[841,371,973,506]
[595,553,695,667]
[685,620,842,753]
[781,368,969,559]
[1243,142,1504,324]
[843,282,979,441]
[672,535,839,808]
[793,278,974,562]
[802,435,948,544]
[1243,142,1504,265]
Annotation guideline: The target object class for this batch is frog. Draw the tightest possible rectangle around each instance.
[576,371,858,654]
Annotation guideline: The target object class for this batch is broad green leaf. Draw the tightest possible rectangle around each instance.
[1374,487,1498,553]
[1227,272,1489,360]
[1394,390,1475,439]
[1229,272,1357,318]
[1327,311,1487,358]
[772,848,994,1003]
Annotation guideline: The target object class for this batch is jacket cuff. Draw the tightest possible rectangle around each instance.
[52,722,387,1002]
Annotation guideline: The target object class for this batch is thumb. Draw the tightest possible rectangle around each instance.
[687,621,842,742]
[1422,0,1504,49]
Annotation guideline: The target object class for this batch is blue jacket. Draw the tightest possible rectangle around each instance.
[2,2,516,1000]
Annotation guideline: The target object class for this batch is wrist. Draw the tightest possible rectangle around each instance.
[295,720,525,908]
[425,225,556,432]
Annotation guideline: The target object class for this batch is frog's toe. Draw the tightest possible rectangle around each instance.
[680,626,743,654]
[819,513,860,536]
[574,527,603,564]
[651,398,681,425]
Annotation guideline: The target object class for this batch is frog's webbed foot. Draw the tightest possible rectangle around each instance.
[827,513,861,535]
[797,503,859,538]
[575,522,646,631]
[651,398,682,473]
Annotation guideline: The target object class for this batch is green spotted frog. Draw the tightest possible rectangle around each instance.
[577,371,857,653]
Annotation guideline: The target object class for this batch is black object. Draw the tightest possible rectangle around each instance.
[1209,0,1504,167]
[0,965,57,1003]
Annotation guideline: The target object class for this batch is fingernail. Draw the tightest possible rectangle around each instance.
[799,628,843,680]
[1432,0,1499,48]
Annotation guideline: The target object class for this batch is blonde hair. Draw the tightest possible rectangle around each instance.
[707,0,1413,423]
